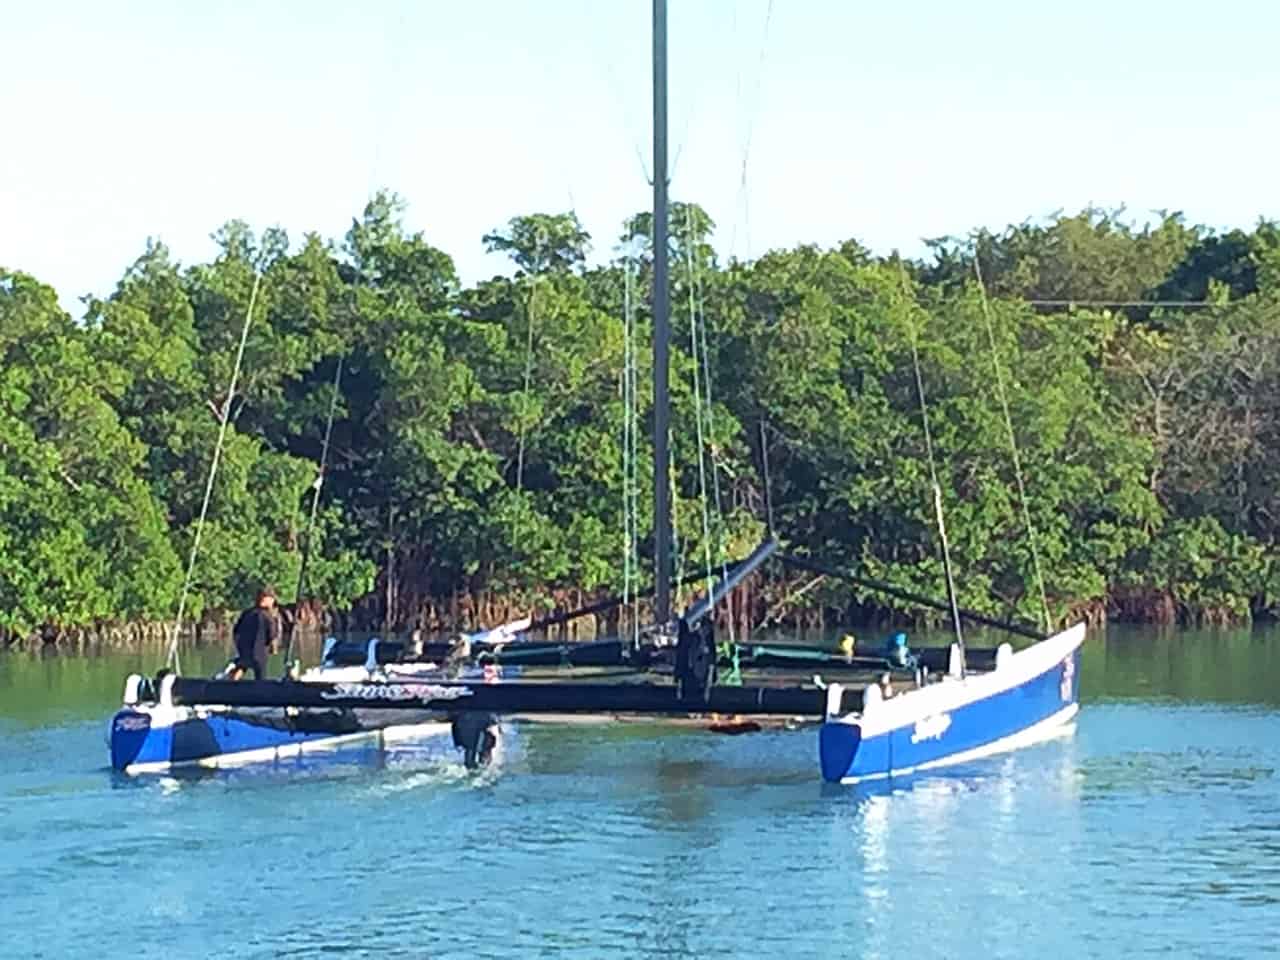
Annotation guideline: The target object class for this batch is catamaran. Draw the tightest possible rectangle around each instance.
[112,549,1083,782]
[109,0,1084,781]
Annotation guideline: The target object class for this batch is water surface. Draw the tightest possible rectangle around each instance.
[1,626,1277,959]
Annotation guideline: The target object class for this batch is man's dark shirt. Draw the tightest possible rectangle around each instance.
[233,606,280,662]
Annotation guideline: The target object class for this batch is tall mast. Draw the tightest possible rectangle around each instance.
[652,0,672,626]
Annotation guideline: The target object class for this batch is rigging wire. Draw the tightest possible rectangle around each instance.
[684,204,736,649]
[665,8,719,186]
[692,213,742,681]
[164,270,263,674]
[670,446,684,610]
[647,210,683,615]
[282,354,345,677]
[758,419,775,535]
[1027,299,1227,309]
[629,260,641,640]
[684,208,716,605]
[514,242,545,498]
[900,267,965,660]
[368,2,410,195]
[582,0,652,184]
[699,0,771,649]
[974,258,1053,633]
[729,0,774,262]
[621,248,641,646]
[621,253,631,642]
[700,314,737,649]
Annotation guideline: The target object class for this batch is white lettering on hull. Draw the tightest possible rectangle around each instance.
[910,713,952,744]
[1060,655,1075,702]
[320,683,475,703]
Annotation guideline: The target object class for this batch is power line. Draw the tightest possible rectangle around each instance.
[1026,299,1227,308]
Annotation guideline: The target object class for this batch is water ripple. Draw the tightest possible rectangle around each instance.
[2,675,1280,958]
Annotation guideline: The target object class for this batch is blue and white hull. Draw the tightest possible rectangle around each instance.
[109,637,514,774]
[109,674,456,774]
[109,704,451,774]
[818,623,1085,784]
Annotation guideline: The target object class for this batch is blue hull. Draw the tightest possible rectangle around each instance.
[819,637,1082,784]
[109,707,375,772]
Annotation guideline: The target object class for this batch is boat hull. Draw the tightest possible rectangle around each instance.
[107,643,515,775]
[109,703,452,774]
[819,623,1085,783]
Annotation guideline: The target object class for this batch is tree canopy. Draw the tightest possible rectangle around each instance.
[2,197,1278,643]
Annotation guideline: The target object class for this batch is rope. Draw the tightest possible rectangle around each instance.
[973,258,1053,632]
[165,270,262,673]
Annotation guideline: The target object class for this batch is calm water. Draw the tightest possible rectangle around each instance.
[2,626,1278,959]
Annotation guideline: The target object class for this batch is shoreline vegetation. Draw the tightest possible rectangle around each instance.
[3,197,1279,652]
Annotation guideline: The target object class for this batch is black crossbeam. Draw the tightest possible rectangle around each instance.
[169,676,850,717]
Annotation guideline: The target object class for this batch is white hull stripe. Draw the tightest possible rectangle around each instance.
[840,623,1085,739]
[839,702,1079,785]
[122,721,454,775]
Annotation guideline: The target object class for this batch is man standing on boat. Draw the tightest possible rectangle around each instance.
[227,586,285,680]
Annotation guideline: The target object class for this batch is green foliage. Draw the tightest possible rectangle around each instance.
[0,271,181,632]
[927,208,1199,308]
[2,205,1278,638]
[484,212,591,276]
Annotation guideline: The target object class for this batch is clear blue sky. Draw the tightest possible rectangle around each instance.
[2,0,1276,316]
